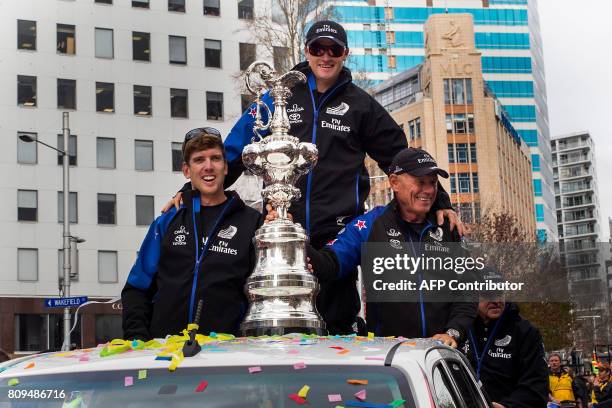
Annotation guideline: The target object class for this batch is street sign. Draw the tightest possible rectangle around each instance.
[44,296,88,308]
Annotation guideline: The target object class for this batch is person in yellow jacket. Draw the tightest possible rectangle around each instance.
[592,364,612,407]
[549,353,581,407]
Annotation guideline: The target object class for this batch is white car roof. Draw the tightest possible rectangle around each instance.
[0,334,442,378]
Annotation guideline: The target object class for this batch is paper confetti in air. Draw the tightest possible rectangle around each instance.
[24,362,35,369]
[293,362,307,370]
[347,379,369,385]
[8,378,19,386]
[248,366,262,373]
[195,380,208,393]
[124,376,134,387]
[138,369,147,380]
[354,389,366,401]
[288,393,307,405]
[390,399,406,407]
[297,385,310,398]
[328,394,343,402]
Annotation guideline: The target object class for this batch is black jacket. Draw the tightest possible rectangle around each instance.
[223,61,451,246]
[121,190,263,340]
[308,200,476,339]
[460,303,548,408]
[595,380,612,405]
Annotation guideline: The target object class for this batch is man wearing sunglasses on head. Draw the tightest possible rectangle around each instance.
[165,20,462,335]
[122,129,263,341]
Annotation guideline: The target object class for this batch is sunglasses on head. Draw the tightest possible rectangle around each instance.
[307,41,346,58]
[182,127,222,152]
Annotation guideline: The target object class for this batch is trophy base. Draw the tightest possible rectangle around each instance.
[241,319,327,336]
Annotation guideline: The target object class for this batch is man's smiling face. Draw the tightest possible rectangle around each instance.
[182,146,227,201]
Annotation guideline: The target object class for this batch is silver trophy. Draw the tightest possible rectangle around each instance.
[240,61,326,336]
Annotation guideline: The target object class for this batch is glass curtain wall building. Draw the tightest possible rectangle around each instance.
[331,0,554,240]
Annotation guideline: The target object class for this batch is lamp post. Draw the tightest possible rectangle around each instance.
[19,112,72,351]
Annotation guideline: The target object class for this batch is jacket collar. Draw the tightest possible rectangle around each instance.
[292,61,353,89]
[183,189,245,217]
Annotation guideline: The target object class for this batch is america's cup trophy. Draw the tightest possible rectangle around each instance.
[240,61,326,335]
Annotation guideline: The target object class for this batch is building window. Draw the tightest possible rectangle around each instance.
[57,24,76,55]
[132,0,149,8]
[169,35,187,64]
[17,190,37,221]
[57,78,76,110]
[95,28,114,59]
[171,142,183,171]
[206,92,224,121]
[17,20,36,50]
[97,137,116,169]
[136,195,154,226]
[98,193,116,224]
[469,143,477,162]
[57,191,78,223]
[17,132,37,164]
[96,82,115,113]
[449,174,456,194]
[95,315,123,345]
[458,173,471,193]
[204,0,220,16]
[408,118,421,141]
[388,55,396,69]
[134,85,152,116]
[168,0,185,12]
[273,46,290,74]
[241,94,253,112]
[98,251,118,283]
[132,31,150,61]
[443,78,472,104]
[18,249,38,281]
[135,140,154,171]
[446,113,474,134]
[472,173,479,193]
[17,75,37,106]
[14,314,45,351]
[170,88,188,118]
[456,143,468,163]
[448,144,454,164]
[205,39,222,68]
[238,0,253,19]
[239,43,256,70]
[57,134,77,166]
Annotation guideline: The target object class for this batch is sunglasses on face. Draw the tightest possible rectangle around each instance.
[182,127,222,153]
[307,42,346,58]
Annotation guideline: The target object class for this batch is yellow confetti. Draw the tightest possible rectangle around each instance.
[298,385,310,398]
[367,332,374,339]
[138,369,147,380]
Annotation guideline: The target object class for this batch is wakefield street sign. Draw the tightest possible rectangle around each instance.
[44,296,88,308]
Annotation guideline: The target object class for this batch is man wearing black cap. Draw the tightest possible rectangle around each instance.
[306,147,476,344]
[165,20,463,335]
[459,270,548,408]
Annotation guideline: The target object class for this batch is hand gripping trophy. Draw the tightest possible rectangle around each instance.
[240,61,326,336]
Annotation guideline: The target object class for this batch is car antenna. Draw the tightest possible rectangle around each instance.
[183,299,203,357]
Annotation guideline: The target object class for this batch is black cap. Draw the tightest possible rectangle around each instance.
[389,148,449,178]
[305,20,347,47]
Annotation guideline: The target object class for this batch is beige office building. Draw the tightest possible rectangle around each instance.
[367,13,535,235]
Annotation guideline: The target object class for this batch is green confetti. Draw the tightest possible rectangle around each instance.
[390,399,405,408]
[8,378,19,386]
[138,369,147,380]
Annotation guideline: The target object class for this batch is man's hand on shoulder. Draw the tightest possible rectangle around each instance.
[435,208,465,237]
[161,192,183,213]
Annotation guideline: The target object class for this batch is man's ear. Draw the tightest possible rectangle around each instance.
[388,174,398,192]
[182,162,190,179]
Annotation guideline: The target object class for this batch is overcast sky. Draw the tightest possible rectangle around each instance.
[538,0,612,240]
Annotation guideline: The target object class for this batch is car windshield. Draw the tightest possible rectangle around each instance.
[1,365,415,407]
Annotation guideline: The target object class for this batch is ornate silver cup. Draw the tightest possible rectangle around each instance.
[240,61,326,336]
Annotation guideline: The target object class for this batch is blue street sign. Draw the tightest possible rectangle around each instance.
[44,296,88,308]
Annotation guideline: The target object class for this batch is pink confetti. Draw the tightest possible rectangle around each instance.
[365,356,385,361]
[328,394,342,402]
[248,366,262,374]
[195,380,208,392]
[354,389,366,401]
[79,355,90,362]
[287,349,300,354]
[293,362,307,370]
[288,394,307,405]
[124,376,134,387]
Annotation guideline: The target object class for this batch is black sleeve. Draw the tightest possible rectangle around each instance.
[306,244,341,284]
[432,182,452,210]
[121,282,156,341]
[443,302,477,341]
[362,95,407,174]
[179,181,191,193]
[498,325,549,408]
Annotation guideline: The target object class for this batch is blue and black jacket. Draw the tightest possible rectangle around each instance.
[460,303,548,408]
[307,200,476,339]
[121,190,263,340]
